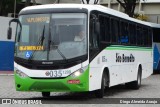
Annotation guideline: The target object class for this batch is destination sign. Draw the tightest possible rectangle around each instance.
[26,17,49,23]
[19,46,44,51]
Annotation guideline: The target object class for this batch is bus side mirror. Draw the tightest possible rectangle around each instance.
[7,27,12,40]
[7,18,21,40]
[17,31,21,42]
[95,22,100,35]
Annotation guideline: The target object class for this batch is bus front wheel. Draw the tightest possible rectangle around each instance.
[95,72,107,98]
[42,92,50,97]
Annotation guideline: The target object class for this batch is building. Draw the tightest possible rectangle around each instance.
[100,0,160,23]
[22,0,160,23]
[22,0,80,4]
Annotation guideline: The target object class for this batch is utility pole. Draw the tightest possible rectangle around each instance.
[108,0,111,8]
[14,0,16,18]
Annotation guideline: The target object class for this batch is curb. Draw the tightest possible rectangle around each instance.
[0,74,14,76]
[0,71,14,76]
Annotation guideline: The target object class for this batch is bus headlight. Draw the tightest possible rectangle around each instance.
[71,69,84,77]
[71,66,88,78]
[15,68,28,78]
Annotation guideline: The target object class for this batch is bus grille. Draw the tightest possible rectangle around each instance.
[29,82,70,91]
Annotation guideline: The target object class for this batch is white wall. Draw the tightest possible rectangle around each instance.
[22,0,80,4]
[23,0,102,4]
[59,0,80,3]
[141,0,160,3]
[0,17,16,41]
[35,0,55,4]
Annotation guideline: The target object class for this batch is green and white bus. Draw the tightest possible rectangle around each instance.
[8,4,153,98]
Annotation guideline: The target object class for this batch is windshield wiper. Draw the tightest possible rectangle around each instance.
[48,40,67,61]
[28,25,45,61]
[57,48,67,61]
[40,26,45,46]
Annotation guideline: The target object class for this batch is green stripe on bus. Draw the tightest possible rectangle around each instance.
[105,45,152,51]
[14,66,89,92]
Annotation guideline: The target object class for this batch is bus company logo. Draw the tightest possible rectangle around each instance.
[45,71,50,76]
[42,62,53,64]
[116,53,135,63]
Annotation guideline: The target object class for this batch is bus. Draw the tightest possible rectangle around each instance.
[151,23,160,73]
[7,4,153,98]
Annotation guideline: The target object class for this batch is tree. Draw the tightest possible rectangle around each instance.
[81,0,90,4]
[117,0,141,17]
[81,0,99,4]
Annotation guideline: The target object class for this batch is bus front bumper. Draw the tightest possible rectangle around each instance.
[14,69,89,92]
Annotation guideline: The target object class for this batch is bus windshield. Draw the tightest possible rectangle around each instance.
[15,13,87,61]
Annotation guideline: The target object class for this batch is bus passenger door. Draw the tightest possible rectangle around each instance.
[89,15,100,63]
[89,15,102,90]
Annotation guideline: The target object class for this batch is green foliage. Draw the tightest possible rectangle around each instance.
[134,13,148,21]
[116,0,145,17]
[117,0,137,17]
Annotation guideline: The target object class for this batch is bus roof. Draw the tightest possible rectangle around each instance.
[150,23,160,28]
[21,4,152,26]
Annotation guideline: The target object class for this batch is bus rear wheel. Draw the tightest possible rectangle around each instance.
[42,92,50,97]
[125,67,142,89]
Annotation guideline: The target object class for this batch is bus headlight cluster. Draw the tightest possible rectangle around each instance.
[71,69,84,77]
[15,68,28,78]
[70,66,88,78]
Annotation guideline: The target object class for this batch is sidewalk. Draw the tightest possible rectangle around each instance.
[0,71,14,75]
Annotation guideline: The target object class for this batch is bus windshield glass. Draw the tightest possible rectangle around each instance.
[15,13,87,61]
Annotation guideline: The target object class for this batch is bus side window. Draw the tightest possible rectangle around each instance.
[105,17,110,42]
[148,29,152,47]
[142,27,145,46]
[120,21,129,44]
[89,20,94,48]
[99,16,110,42]
[143,28,148,46]
[137,26,142,46]
[111,18,119,43]
[129,24,136,45]
[89,16,99,49]
[99,16,105,41]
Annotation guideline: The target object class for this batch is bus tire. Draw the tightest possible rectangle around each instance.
[42,92,50,97]
[125,67,142,89]
[95,72,107,98]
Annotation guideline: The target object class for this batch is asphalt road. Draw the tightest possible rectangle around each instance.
[0,74,160,105]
